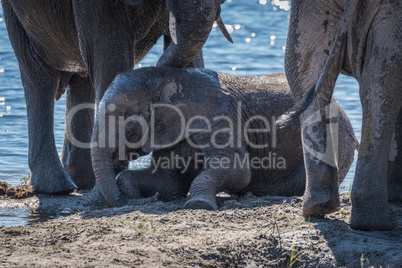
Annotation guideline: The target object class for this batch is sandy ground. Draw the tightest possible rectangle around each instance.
[0,192,401,267]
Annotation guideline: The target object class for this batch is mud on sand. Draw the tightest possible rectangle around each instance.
[0,181,34,199]
[0,192,401,267]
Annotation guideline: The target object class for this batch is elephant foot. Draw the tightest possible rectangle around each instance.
[184,197,218,211]
[350,202,397,231]
[302,157,340,216]
[86,184,110,207]
[302,190,340,216]
[31,164,77,194]
[387,180,402,202]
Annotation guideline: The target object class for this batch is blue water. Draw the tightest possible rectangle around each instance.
[0,0,361,225]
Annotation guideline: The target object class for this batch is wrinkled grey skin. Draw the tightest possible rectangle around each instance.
[91,67,357,209]
[1,0,226,194]
[280,0,402,230]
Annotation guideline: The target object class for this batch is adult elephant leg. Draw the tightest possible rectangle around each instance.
[351,75,401,227]
[74,2,133,163]
[350,1,401,230]
[300,105,340,215]
[2,1,76,193]
[387,107,402,202]
[351,84,400,230]
[285,0,346,98]
[73,1,135,201]
[62,74,96,190]
[286,0,345,214]
[21,70,77,194]
[72,0,135,104]
[301,99,357,214]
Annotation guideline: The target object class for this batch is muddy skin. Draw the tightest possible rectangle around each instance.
[90,68,357,211]
[283,0,402,230]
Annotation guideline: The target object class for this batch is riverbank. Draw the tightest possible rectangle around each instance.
[0,193,401,267]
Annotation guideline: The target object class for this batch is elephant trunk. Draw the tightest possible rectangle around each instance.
[91,121,122,207]
[156,5,217,68]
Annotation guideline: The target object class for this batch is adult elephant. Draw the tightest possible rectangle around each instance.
[90,67,357,208]
[1,0,231,193]
[279,0,401,230]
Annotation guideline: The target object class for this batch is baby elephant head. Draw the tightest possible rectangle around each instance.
[90,67,229,207]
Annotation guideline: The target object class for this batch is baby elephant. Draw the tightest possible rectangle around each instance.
[91,67,357,209]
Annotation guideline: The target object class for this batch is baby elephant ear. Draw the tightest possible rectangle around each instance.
[120,0,143,5]
[142,75,229,153]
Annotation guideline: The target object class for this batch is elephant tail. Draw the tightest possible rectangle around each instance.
[276,84,317,129]
[276,0,359,129]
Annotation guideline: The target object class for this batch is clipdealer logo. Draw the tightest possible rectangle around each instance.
[65,101,290,170]
[128,152,287,173]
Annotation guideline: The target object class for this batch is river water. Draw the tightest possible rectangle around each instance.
[0,1,361,226]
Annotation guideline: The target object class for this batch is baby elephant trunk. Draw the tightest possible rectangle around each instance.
[91,123,122,207]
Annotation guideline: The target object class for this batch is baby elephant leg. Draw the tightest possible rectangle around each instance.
[185,154,251,210]
[116,167,186,202]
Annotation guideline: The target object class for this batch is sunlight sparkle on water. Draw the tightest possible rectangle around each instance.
[271,0,290,11]
[270,36,276,46]
[0,68,4,73]
[259,0,268,5]
[0,97,5,101]
[213,23,235,34]
[245,38,251,43]
[225,24,234,33]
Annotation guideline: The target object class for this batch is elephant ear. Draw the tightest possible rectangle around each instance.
[142,73,229,153]
[119,0,143,5]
